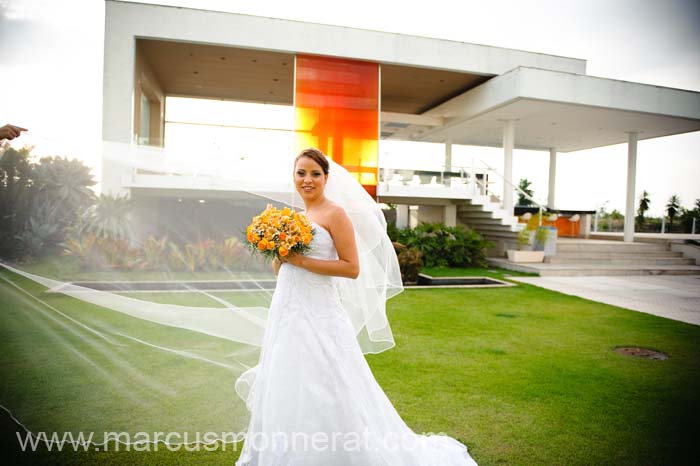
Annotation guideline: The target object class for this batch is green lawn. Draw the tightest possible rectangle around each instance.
[1,267,698,465]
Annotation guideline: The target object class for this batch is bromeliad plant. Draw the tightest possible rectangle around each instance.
[62,235,249,273]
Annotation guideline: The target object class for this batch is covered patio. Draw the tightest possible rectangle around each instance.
[382,66,700,242]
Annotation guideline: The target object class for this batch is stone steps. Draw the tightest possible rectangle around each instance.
[488,258,700,277]
[515,239,700,276]
[544,256,694,265]
[536,264,700,277]
[457,219,520,233]
[548,251,684,259]
[455,199,522,256]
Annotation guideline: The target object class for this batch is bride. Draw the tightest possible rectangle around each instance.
[234,148,478,465]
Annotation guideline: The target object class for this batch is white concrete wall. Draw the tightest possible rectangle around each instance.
[416,205,444,224]
[102,0,587,149]
[102,1,587,192]
[427,66,700,121]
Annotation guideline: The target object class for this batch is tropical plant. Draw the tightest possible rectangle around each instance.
[168,242,191,272]
[517,178,534,206]
[609,209,624,221]
[0,145,35,258]
[32,156,96,219]
[637,190,650,226]
[516,228,534,251]
[62,234,102,270]
[386,222,401,242]
[139,236,170,271]
[98,238,136,270]
[392,222,492,268]
[393,242,423,284]
[1,148,99,259]
[218,236,246,269]
[666,194,681,226]
[15,204,64,258]
[534,226,550,251]
[78,193,134,241]
[187,239,219,271]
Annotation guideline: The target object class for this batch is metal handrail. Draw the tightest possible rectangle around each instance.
[379,160,550,226]
[477,159,547,211]
[473,160,549,226]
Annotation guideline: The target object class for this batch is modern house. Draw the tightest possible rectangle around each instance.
[102,0,700,266]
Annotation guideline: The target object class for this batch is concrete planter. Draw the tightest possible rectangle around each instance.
[534,226,558,256]
[507,250,545,263]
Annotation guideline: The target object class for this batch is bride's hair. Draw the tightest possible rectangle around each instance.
[294,147,329,175]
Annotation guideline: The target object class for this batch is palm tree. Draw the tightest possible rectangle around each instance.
[78,193,134,241]
[666,194,681,226]
[517,178,534,206]
[637,190,650,226]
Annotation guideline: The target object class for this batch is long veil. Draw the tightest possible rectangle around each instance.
[0,139,403,448]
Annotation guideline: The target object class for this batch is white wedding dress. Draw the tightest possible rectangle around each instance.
[235,221,478,466]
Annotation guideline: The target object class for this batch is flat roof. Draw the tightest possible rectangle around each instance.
[104,1,700,153]
[412,67,700,152]
[108,1,586,76]
[136,38,491,114]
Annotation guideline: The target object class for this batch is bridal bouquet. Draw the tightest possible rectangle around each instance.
[246,204,314,260]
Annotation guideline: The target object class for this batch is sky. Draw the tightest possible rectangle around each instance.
[1,0,699,217]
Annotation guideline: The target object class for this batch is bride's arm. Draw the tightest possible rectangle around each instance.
[281,207,359,279]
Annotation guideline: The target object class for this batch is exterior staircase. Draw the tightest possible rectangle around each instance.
[456,195,523,255]
[489,238,700,276]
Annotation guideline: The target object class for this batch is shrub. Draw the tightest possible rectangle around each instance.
[0,145,35,258]
[218,236,247,269]
[391,222,492,268]
[393,242,423,284]
[77,193,133,242]
[139,236,170,271]
[0,145,97,260]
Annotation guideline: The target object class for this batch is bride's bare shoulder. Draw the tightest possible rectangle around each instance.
[327,204,353,229]
[326,202,349,219]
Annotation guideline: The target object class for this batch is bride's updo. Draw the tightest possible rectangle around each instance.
[294,147,329,175]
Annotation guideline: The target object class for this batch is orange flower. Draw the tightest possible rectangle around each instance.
[257,239,267,250]
[279,247,289,257]
[279,232,287,241]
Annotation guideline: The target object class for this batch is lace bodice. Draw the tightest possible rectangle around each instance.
[277,221,340,296]
[305,221,338,260]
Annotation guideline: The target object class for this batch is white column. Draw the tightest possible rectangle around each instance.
[548,148,557,209]
[444,139,452,171]
[502,120,515,215]
[624,132,638,242]
[396,204,410,229]
[444,205,457,227]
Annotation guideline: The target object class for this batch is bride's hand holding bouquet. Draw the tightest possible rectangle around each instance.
[246,204,314,267]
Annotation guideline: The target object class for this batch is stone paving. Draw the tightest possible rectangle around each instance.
[508,275,700,326]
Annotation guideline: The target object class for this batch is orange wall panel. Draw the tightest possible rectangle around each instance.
[294,55,379,198]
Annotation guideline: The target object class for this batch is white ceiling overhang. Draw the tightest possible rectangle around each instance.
[381,67,700,152]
